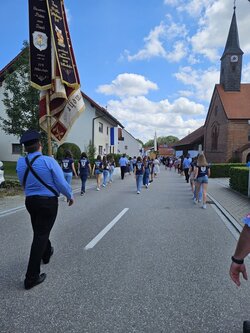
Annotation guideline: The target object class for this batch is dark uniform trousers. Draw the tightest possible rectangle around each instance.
[184,168,190,183]
[120,166,127,179]
[25,196,58,279]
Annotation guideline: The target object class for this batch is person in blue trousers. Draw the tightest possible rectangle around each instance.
[108,156,115,183]
[61,150,77,185]
[143,156,150,188]
[102,156,109,187]
[78,152,91,195]
[134,156,144,194]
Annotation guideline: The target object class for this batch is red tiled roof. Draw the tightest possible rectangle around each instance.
[216,83,250,119]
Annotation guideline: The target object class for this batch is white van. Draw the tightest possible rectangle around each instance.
[0,161,5,187]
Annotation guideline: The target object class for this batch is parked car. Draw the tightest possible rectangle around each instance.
[0,161,5,187]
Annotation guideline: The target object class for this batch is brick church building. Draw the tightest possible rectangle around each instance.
[174,7,250,163]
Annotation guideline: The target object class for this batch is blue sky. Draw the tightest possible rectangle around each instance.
[1,0,250,143]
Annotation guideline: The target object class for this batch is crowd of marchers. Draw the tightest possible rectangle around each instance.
[162,153,211,210]
[60,151,162,195]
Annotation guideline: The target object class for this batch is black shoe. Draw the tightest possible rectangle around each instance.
[42,247,54,264]
[24,273,46,290]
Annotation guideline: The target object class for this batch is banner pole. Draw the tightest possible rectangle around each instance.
[46,93,52,156]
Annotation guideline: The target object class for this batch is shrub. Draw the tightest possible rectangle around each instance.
[210,163,245,178]
[107,153,122,167]
[229,167,249,196]
[56,143,81,160]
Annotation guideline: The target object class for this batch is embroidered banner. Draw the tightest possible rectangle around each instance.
[29,0,85,143]
[39,55,85,143]
[46,0,79,88]
[29,0,52,90]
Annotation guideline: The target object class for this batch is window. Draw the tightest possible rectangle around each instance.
[98,145,103,155]
[107,127,109,135]
[211,124,219,150]
[12,144,22,155]
[99,122,103,133]
[214,106,218,116]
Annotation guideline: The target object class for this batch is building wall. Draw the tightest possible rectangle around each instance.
[93,114,116,156]
[0,83,21,162]
[204,92,229,163]
[205,90,250,162]
[227,120,250,161]
[117,129,142,157]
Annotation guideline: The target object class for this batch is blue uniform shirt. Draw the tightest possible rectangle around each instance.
[16,152,73,199]
[119,157,128,167]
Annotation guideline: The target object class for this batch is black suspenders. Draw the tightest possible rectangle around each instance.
[23,155,59,197]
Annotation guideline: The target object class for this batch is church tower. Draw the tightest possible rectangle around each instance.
[220,6,243,91]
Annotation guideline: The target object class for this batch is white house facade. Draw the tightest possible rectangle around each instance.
[118,128,142,158]
[65,92,124,157]
[0,50,142,161]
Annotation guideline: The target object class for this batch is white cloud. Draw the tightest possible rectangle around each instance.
[125,19,188,62]
[165,41,187,62]
[127,22,168,61]
[97,73,158,97]
[242,62,250,83]
[106,95,205,142]
[174,66,219,102]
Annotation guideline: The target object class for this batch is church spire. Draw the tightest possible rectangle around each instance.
[221,5,243,59]
[220,4,243,91]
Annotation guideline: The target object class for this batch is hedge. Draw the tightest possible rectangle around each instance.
[229,167,249,196]
[210,163,245,178]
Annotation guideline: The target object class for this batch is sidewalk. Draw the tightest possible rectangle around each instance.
[207,178,249,227]
[0,174,249,225]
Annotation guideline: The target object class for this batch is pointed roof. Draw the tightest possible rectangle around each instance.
[221,8,243,58]
[216,84,250,119]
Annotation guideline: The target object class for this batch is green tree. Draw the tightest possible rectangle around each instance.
[0,42,40,138]
[158,136,179,145]
[144,135,179,147]
[56,142,81,160]
[86,141,96,166]
[144,139,154,147]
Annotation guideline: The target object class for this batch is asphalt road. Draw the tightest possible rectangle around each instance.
[1,169,250,333]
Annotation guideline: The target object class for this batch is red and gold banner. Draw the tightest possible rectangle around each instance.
[29,0,85,143]
[47,0,80,88]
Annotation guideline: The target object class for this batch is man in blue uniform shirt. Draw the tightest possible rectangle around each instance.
[16,130,74,290]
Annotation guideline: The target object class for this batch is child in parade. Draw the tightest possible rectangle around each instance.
[78,152,91,195]
[193,153,210,209]
[134,156,144,194]
[143,156,150,188]
[108,156,115,183]
[92,155,103,191]
[61,150,77,185]
[102,156,110,187]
